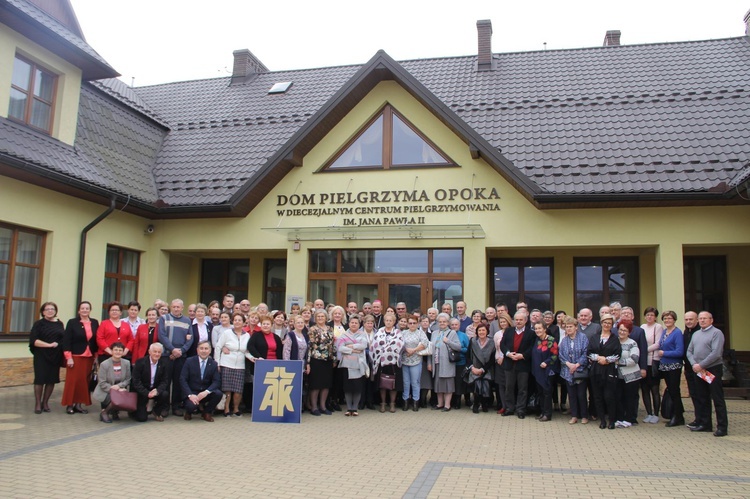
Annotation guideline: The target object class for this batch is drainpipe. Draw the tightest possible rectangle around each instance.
[77,197,117,306]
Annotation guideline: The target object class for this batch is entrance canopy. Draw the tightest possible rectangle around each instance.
[262,224,486,241]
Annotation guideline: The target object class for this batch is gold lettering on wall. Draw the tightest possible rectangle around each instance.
[276,187,501,226]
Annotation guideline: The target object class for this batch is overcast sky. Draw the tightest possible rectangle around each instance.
[69,0,747,87]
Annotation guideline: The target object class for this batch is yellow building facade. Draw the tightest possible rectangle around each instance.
[1,1,749,384]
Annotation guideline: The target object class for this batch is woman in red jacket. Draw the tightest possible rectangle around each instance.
[96,302,133,362]
[132,307,159,363]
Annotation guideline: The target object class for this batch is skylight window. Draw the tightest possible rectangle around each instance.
[268,81,293,94]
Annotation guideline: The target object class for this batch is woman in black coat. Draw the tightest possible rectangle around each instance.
[247,315,284,375]
[587,314,621,429]
[61,301,99,414]
[29,301,64,414]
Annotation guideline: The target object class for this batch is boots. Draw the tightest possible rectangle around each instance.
[412,398,419,412]
[665,414,685,427]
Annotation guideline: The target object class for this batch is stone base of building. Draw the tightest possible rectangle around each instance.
[0,358,67,387]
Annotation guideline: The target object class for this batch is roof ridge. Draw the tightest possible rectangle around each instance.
[488,35,747,57]
[133,36,747,91]
[88,79,171,128]
[451,87,747,113]
[134,75,231,89]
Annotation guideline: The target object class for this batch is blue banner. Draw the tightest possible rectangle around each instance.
[251,359,304,424]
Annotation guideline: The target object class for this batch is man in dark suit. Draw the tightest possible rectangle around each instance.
[499,311,536,418]
[179,340,222,422]
[620,307,648,424]
[131,342,170,422]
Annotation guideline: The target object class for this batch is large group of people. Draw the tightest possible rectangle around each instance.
[28,295,729,436]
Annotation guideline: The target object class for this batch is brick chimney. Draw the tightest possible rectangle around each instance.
[603,30,621,46]
[477,19,493,71]
[231,49,269,85]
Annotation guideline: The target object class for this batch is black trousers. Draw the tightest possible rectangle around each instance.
[591,375,616,424]
[505,368,529,414]
[164,356,187,410]
[551,373,567,407]
[185,391,223,415]
[694,364,728,432]
[662,367,684,419]
[567,380,588,419]
[536,380,552,417]
[586,378,597,418]
[627,370,642,422]
[494,370,506,410]
[616,379,639,423]
[134,390,169,422]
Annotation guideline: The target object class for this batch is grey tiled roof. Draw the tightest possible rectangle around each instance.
[3,0,117,78]
[89,79,170,128]
[133,36,750,205]
[74,85,164,202]
[402,37,750,195]
[0,84,164,204]
[6,34,749,211]
[136,66,360,206]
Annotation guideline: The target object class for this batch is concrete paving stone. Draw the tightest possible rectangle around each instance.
[1,384,749,497]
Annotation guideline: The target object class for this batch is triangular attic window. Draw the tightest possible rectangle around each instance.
[325,104,454,170]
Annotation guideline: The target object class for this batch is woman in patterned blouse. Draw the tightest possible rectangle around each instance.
[306,309,335,416]
[371,312,404,413]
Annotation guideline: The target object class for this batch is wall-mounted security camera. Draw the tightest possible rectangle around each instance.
[145,224,155,235]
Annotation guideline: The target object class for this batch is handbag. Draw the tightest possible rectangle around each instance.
[572,366,589,381]
[418,341,433,356]
[379,372,396,391]
[88,361,99,393]
[109,389,137,412]
[474,377,491,398]
[447,348,461,363]
[527,392,540,412]
[651,360,661,378]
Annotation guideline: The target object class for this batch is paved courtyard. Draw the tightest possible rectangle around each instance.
[0,383,749,498]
